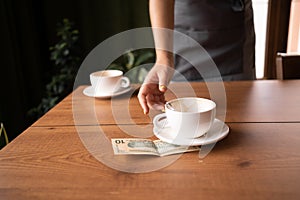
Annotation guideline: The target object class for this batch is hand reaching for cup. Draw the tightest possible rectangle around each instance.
[138,63,174,114]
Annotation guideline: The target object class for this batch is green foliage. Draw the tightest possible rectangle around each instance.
[108,49,155,83]
[28,19,81,118]
[28,19,155,119]
[0,123,9,149]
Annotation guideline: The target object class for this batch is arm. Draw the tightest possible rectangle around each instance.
[138,0,175,114]
[149,0,174,67]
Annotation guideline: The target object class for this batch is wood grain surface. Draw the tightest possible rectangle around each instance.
[32,80,300,127]
[2,80,300,199]
[1,123,300,199]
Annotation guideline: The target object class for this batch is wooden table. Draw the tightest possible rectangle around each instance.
[1,80,300,199]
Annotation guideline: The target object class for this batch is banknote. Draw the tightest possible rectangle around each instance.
[111,138,200,157]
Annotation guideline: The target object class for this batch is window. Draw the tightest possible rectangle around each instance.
[252,0,269,79]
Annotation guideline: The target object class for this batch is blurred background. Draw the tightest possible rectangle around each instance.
[0,0,151,142]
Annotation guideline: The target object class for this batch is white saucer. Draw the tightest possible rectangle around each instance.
[83,86,131,98]
[153,113,229,146]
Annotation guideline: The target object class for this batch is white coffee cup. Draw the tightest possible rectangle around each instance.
[90,70,130,95]
[164,97,216,138]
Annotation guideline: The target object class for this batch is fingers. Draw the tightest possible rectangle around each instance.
[149,103,165,111]
[146,94,165,111]
[159,85,167,92]
[157,64,174,91]
[138,83,166,115]
[137,86,150,115]
[138,62,173,114]
[158,72,169,92]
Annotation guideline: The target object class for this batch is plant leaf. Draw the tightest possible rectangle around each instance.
[135,51,154,66]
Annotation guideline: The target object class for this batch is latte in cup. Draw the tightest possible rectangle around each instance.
[164,97,216,138]
[90,70,130,95]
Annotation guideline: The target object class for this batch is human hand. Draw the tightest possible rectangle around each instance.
[138,63,174,114]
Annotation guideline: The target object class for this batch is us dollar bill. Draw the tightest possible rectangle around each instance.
[111,138,200,157]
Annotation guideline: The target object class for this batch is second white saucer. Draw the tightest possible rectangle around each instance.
[83,86,131,98]
[153,113,229,146]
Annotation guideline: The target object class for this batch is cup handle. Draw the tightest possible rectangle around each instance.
[120,77,130,88]
[153,113,170,129]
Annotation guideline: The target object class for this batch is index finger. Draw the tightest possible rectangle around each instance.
[137,86,149,115]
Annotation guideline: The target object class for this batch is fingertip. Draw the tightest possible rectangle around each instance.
[143,107,149,115]
[159,85,167,92]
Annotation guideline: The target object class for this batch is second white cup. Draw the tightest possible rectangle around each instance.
[90,70,130,95]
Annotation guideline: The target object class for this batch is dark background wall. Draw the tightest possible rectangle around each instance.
[0,0,150,140]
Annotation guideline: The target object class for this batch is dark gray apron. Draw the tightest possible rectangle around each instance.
[173,0,255,81]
